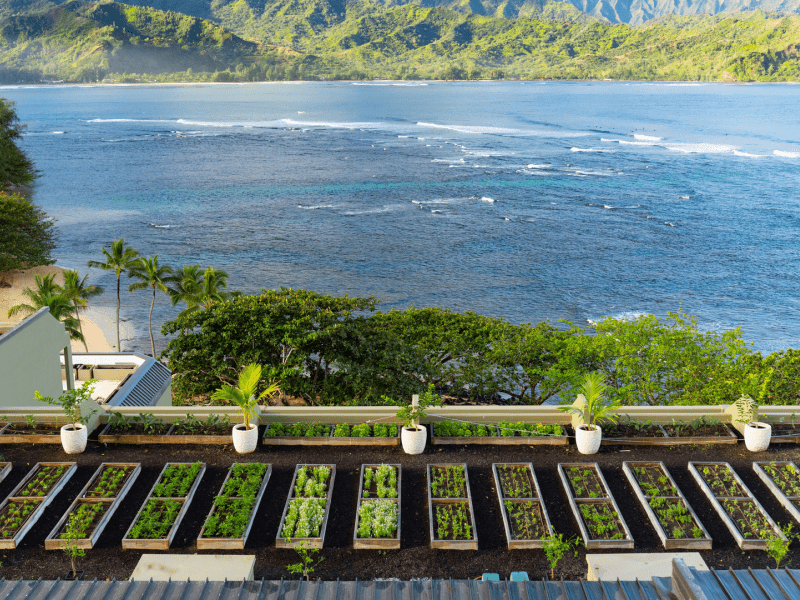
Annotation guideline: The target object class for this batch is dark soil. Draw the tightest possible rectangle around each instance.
[663,423,732,437]
[105,424,170,436]
[2,435,800,581]
[1,425,62,435]
[600,422,664,439]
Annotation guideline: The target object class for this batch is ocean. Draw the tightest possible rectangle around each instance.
[2,81,799,355]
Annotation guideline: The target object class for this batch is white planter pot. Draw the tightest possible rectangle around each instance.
[575,424,602,455]
[401,425,427,454]
[232,423,259,454]
[61,424,87,454]
[744,422,771,452]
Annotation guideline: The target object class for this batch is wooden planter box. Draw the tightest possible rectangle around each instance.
[263,425,333,446]
[492,463,553,549]
[98,424,232,445]
[427,463,478,550]
[0,423,65,444]
[197,463,272,550]
[353,464,402,550]
[45,463,141,550]
[122,462,206,550]
[768,424,800,444]
[328,428,400,446]
[432,425,568,446]
[262,424,399,446]
[688,461,785,550]
[558,463,634,550]
[0,462,77,549]
[275,464,336,549]
[753,461,800,524]
[0,462,11,486]
[597,423,737,446]
[622,461,711,550]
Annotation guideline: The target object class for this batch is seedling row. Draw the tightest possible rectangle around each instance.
[353,464,401,549]
[275,464,336,548]
[492,463,553,549]
[427,464,478,550]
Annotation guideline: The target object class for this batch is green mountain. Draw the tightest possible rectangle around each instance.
[0,0,798,82]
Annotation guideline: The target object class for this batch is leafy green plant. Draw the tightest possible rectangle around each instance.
[211,363,279,430]
[542,532,581,578]
[34,380,97,431]
[286,542,324,581]
[559,372,621,431]
[152,463,203,498]
[396,384,442,430]
[62,513,86,578]
[764,524,797,568]
[733,394,759,425]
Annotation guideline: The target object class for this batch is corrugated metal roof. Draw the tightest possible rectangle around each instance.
[115,360,171,407]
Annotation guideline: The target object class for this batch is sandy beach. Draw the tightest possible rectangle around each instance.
[0,265,134,353]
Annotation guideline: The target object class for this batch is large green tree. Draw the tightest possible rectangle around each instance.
[0,193,57,286]
[0,98,36,192]
[7,274,82,341]
[87,239,139,352]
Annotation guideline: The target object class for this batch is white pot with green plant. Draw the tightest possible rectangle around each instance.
[211,362,279,454]
[559,372,621,455]
[735,394,771,452]
[396,385,441,454]
[35,381,97,455]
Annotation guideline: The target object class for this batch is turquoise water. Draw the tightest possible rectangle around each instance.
[3,81,800,354]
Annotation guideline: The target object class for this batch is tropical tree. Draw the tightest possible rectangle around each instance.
[196,266,232,309]
[61,270,104,352]
[0,193,56,286]
[0,98,36,192]
[128,255,173,358]
[87,239,139,352]
[211,363,279,430]
[167,264,203,317]
[7,275,82,341]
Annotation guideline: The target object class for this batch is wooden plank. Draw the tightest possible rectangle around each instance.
[662,423,738,445]
[262,425,333,446]
[327,426,400,446]
[45,463,141,550]
[122,462,206,550]
[275,464,337,549]
[753,461,800,525]
[688,461,785,550]
[622,461,712,550]
[0,462,77,549]
[0,430,64,443]
[196,463,272,550]
[352,464,402,550]
[491,462,553,549]
[427,463,478,550]
[557,463,634,550]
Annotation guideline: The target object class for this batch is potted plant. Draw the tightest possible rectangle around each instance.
[396,385,440,454]
[34,381,97,454]
[211,363,279,453]
[735,394,771,452]
[559,372,621,454]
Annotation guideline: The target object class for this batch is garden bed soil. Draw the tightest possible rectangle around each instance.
[98,424,233,445]
[5,438,800,580]
[0,425,63,436]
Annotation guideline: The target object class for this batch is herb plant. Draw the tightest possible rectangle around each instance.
[153,463,203,498]
[356,500,398,539]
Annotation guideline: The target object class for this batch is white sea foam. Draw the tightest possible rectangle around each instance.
[52,131,65,134]
[587,311,647,326]
[481,197,496,203]
[733,150,767,158]
[298,204,336,210]
[678,196,691,200]
[527,164,549,169]
[411,200,421,204]
[431,158,465,164]
[633,134,662,141]
[150,223,172,229]
[619,140,657,146]
[570,147,607,153]
[774,150,800,158]
[603,205,613,209]
[417,122,588,138]
[665,222,676,227]
[501,217,510,221]
[573,170,614,177]
[431,210,442,214]
[664,143,736,154]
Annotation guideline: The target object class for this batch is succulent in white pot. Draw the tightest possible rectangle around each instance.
[35,380,98,455]
[559,372,621,455]
[396,384,441,454]
[735,394,771,452]
[212,363,279,454]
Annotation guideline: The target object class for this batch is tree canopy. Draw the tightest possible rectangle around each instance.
[0,193,57,284]
[0,98,36,192]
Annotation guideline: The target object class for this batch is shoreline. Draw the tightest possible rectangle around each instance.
[0,265,135,353]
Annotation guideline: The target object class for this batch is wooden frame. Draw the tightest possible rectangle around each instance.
[431,424,567,446]
[327,426,400,446]
[0,424,65,444]
[275,464,336,549]
[197,463,272,550]
[767,424,800,444]
[492,463,553,549]
[0,463,11,486]
[753,461,800,524]
[427,463,478,550]
[622,461,711,550]
[122,462,206,550]
[262,425,333,446]
[0,462,77,549]
[352,464,402,549]
[45,463,141,550]
[97,423,232,445]
[688,461,785,550]
[600,424,670,445]
[557,463,634,549]
[596,423,737,446]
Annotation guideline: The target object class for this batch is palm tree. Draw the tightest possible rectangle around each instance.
[61,270,104,352]
[8,287,83,341]
[211,363,279,431]
[128,255,173,358]
[167,264,203,318]
[197,266,231,309]
[87,239,139,352]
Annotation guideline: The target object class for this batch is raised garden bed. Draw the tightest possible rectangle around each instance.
[753,461,800,524]
[431,420,567,445]
[353,464,401,549]
[582,417,738,446]
[98,414,233,445]
[197,462,272,550]
[122,462,206,550]
[275,464,336,549]
[45,463,141,550]
[688,461,785,550]
[0,462,76,549]
[0,423,64,444]
[622,461,711,550]
[766,422,800,444]
[492,463,553,549]
[263,423,399,446]
[599,417,668,445]
[660,418,737,445]
[557,463,634,549]
[427,463,478,550]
